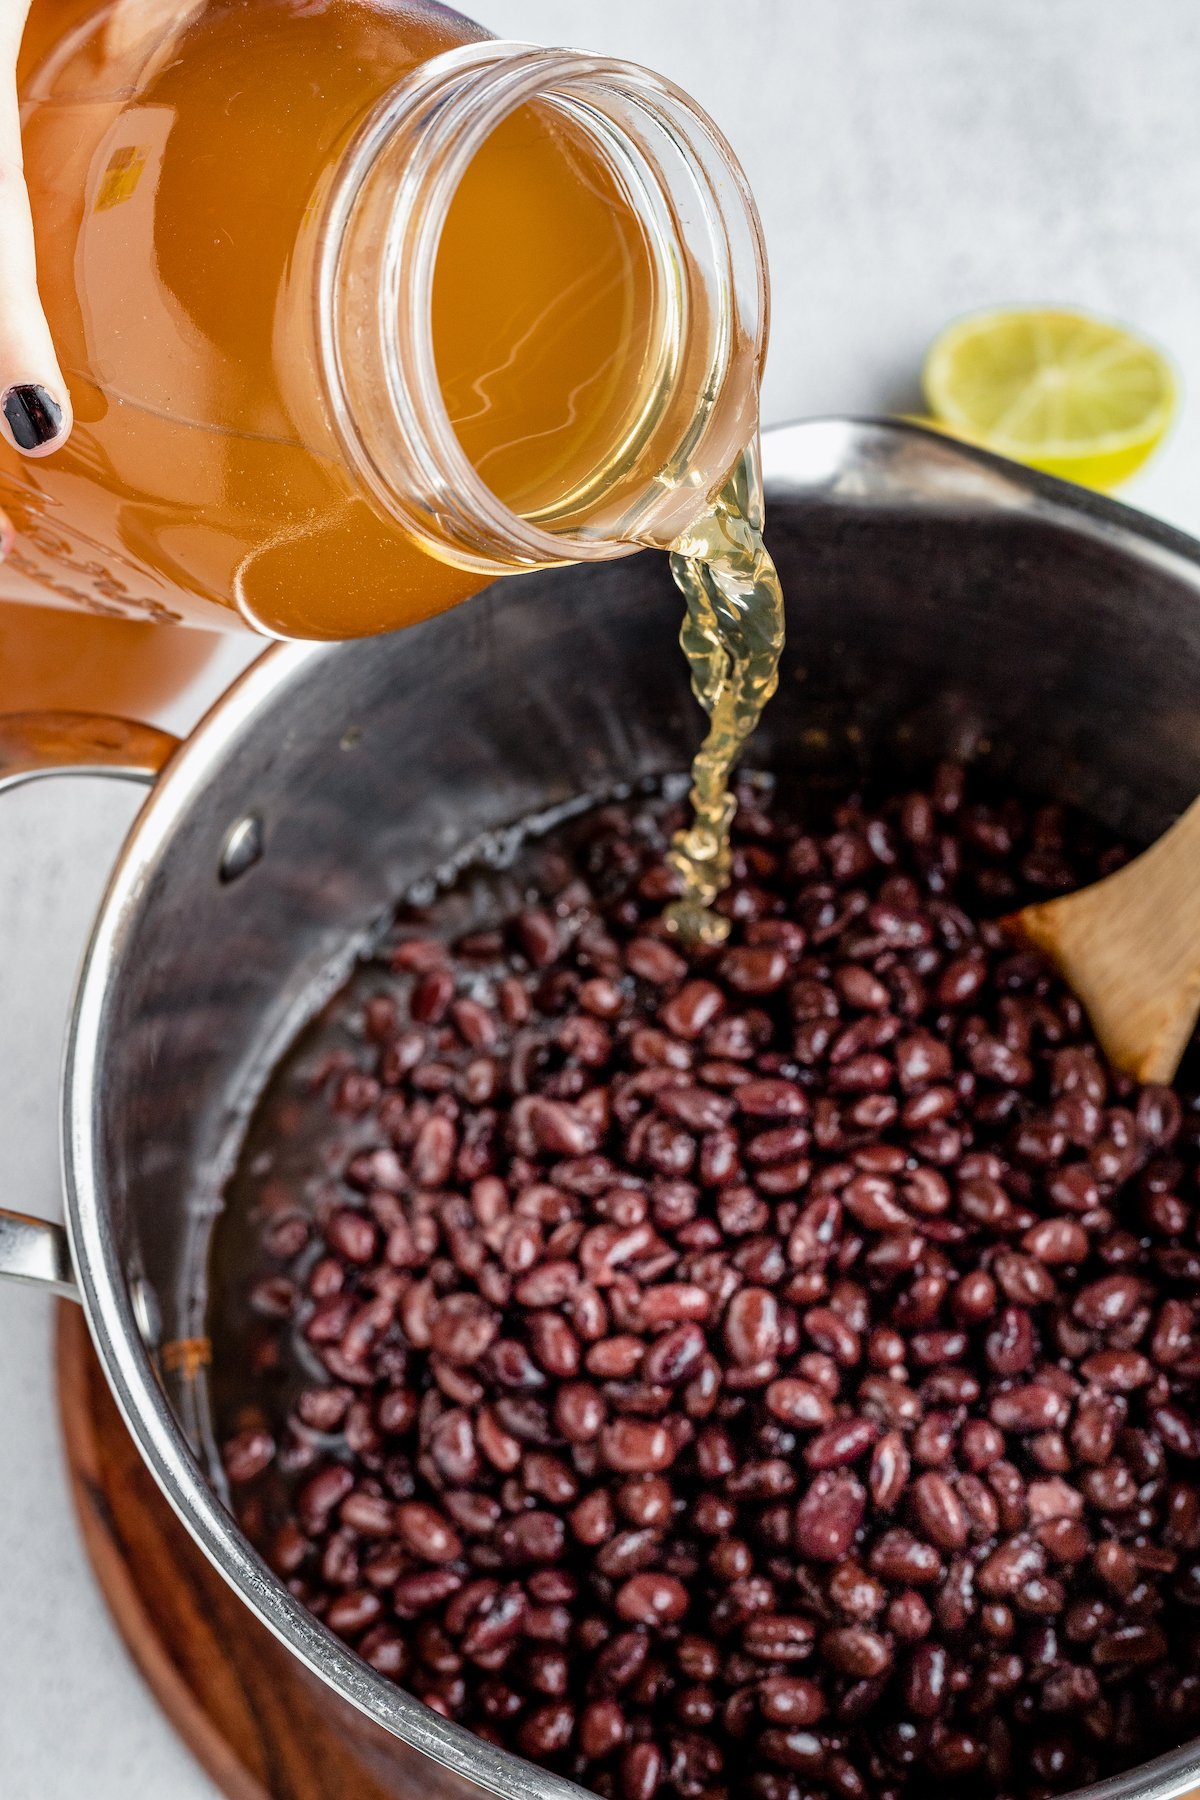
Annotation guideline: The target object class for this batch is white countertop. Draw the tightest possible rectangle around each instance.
[3,2,1200,1794]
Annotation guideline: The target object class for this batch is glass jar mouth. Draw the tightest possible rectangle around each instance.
[316,41,768,573]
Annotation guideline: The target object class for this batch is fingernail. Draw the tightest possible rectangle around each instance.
[2,384,64,450]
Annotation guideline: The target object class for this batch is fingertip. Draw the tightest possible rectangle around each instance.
[1,383,70,456]
[0,508,12,561]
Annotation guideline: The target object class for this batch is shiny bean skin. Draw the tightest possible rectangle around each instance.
[616,1573,690,1626]
[725,1287,783,1364]
[601,1419,678,1475]
[765,1378,835,1428]
[869,1432,911,1512]
[909,1473,969,1551]
[794,1473,867,1562]
[805,1418,878,1469]
[758,1675,827,1726]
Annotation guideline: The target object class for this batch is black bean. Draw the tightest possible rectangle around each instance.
[222,1427,275,1484]
[616,1573,690,1626]
[795,1473,867,1562]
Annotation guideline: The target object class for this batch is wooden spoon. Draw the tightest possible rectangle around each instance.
[1006,796,1200,1085]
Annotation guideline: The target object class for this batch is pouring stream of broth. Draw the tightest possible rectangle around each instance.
[663,445,786,942]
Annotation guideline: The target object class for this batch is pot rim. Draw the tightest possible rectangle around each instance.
[62,417,1200,1800]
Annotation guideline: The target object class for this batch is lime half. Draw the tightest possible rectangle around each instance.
[922,307,1177,491]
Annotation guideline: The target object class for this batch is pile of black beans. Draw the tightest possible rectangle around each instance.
[217,762,1200,1800]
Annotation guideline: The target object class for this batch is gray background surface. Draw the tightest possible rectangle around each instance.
[3,2,1200,1793]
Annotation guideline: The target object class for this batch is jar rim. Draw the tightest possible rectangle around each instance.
[316,40,769,572]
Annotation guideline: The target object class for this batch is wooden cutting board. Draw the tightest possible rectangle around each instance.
[55,1301,406,1800]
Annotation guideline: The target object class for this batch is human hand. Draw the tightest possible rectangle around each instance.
[0,0,70,462]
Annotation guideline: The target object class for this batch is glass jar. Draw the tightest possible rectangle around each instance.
[5,0,767,642]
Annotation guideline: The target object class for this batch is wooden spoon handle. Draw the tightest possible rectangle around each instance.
[1012,797,1200,1084]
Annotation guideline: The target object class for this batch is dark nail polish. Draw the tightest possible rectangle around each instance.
[2,384,63,450]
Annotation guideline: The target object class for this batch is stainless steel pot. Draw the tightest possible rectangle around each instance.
[4,416,1200,1800]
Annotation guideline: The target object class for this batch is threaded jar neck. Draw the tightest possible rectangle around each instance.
[314,40,769,573]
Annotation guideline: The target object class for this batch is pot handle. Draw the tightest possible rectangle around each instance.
[0,710,179,1303]
[0,710,179,796]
